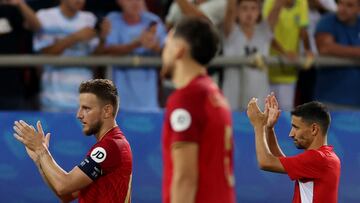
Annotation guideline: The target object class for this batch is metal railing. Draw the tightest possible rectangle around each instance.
[0,55,359,68]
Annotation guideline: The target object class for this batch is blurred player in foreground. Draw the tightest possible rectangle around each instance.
[13,79,132,203]
[161,17,236,203]
[247,93,340,203]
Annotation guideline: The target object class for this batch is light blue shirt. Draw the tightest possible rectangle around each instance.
[106,11,167,111]
[34,7,97,111]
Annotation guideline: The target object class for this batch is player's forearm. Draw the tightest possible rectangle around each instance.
[18,2,41,31]
[171,177,198,203]
[254,126,278,170]
[265,127,285,157]
[35,161,77,202]
[35,148,72,196]
[35,160,60,196]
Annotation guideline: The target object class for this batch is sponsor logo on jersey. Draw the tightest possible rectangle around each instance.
[170,108,192,132]
[90,147,107,163]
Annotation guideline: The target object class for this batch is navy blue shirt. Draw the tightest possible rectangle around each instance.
[314,13,360,107]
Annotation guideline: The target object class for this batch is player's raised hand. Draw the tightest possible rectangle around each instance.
[13,120,50,153]
[265,93,281,128]
[24,121,51,163]
[247,98,268,128]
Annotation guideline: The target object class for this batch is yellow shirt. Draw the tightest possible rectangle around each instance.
[263,0,309,84]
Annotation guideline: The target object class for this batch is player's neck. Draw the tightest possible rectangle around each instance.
[95,120,118,141]
[307,135,328,150]
[172,58,206,89]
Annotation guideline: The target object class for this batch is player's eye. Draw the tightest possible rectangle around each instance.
[83,107,91,113]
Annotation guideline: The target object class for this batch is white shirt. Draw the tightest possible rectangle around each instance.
[166,0,226,26]
[222,22,272,110]
[34,7,98,111]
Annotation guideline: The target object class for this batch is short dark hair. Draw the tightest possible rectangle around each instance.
[291,101,331,134]
[79,79,119,116]
[173,17,220,65]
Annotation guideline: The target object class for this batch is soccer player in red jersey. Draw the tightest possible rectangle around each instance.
[13,79,132,203]
[161,17,236,203]
[247,93,341,203]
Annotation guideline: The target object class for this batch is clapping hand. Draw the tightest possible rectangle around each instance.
[265,93,281,128]
[247,98,268,128]
[247,93,281,129]
[13,120,51,162]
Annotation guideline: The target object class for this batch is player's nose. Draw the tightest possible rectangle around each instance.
[76,109,83,120]
[289,128,295,138]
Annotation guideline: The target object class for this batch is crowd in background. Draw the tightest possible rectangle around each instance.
[0,0,359,111]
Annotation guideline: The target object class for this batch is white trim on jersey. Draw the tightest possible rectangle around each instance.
[299,181,314,203]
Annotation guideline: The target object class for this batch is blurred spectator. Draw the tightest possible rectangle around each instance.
[314,0,360,109]
[101,0,166,111]
[165,0,226,94]
[222,0,286,110]
[26,0,58,11]
[307,0,337,53]
[34,0,109,111]
[166,0,226,29]
[295,0,337,106]
[145,0,164,18]
[263,0,312,110]
[0,0,41,109]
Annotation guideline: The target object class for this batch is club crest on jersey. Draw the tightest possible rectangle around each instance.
[170,108,191,132]
[90,147,107,163]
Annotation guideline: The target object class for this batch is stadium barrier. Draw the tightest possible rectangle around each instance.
[1,111,359,203]
[0,55,360,68]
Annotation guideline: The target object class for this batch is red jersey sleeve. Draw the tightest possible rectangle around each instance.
[279,150,327,180]
[92,140,120,174]
[166,93,203,144]
[78,139,119,180]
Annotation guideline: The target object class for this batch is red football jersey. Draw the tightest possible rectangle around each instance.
[279,145,341,203]
[78,127,133,203]
[162,75,236,203]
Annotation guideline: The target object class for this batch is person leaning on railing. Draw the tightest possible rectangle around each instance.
[314,0,360,109]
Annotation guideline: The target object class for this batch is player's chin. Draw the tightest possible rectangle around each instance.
[160,66,172,80]
[82,127,91,136]
[83,129,93,136]
[294,142,305,149]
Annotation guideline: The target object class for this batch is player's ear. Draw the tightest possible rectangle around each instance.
[174,39,187,60]
[311,123,320,137]
[103,104,114,119]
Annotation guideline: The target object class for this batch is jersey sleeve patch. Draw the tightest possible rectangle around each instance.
[170,108,192,132]
[90,147,107,163]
